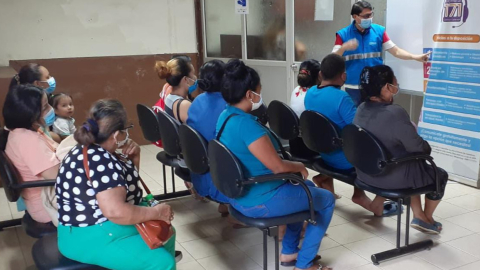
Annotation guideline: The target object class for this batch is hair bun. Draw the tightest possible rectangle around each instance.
[224,59,248,79]
[155,61,171,79]
[197,79,211,91]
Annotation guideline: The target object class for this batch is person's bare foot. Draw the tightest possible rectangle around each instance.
[312,175,341,198]
[351,191,373,211]
[280,253,297,263]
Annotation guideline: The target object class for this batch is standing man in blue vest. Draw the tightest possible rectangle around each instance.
[333,1,430,106]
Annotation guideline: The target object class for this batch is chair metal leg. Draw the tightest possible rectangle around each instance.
[267,226,280,270]
[371,197,433,265]
[0,218,22,231]
[405,198,411,246]
[263,229,268,270]
[162,164,167,194]
[171,166,176,193]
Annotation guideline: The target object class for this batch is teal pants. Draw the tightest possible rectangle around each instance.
[58,222,176,270]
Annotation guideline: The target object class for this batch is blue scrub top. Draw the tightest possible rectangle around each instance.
[186,92,229,202]
[216,105,283,207]
[304,85,356,170]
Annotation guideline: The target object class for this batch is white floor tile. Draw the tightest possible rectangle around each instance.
[319,246,369,269]
[431,201,471,219]
[445,195,480,211]
[344,237,395,261]
[197,253,261,270]
[352,217,400,236]
[416,243,479,270]
[379,255,441,270]
[0,228,27,270]
[334,204,375,223]
[175,242,196,265]
[180,235,243,260]
[446,212,480,233]
[326,223,376,245]
[177,261,206,270]
[446,234,480,258]
[174,220,220,243]
[454,260,480,270]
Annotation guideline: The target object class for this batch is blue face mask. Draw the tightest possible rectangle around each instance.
[188,80,198,94]
[44,107,55,127]
[360,18,373,29]
[41,77,56,94]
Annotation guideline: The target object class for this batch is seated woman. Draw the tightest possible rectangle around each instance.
[217,59,334,270]
[305,54,388,217]
[354,65,448,234]
[186,60,230,212]
[56,100,177,269]
[2,84,60,224]
[156,57,196,123]
[9,63,61,143]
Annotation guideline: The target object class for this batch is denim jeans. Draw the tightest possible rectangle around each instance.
[346,88,361,107]
[231,181,335,269]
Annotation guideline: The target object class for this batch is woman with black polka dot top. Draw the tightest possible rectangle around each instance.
[56,99,177,270]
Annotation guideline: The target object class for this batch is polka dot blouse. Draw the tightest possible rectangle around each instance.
[56,144,143,227]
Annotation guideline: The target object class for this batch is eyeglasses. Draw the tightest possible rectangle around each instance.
[358,12,374,19]
[120,124,134,132]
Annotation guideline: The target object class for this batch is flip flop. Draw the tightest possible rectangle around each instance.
[376,201,404,217]
[280,254,321,267]
[410,218,440,234]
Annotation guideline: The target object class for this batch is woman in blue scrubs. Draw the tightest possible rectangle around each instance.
[187,60,230,214]
[216,59,334,270]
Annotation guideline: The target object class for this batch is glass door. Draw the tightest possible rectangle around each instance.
[202,0,357,106]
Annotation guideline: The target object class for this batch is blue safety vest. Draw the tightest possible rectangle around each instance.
[337,21,385,88]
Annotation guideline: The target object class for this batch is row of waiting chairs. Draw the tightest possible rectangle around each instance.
[137,101,442,269]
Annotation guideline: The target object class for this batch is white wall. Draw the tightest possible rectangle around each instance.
[0,0,197,66]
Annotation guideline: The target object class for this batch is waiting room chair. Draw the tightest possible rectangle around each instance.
[0,151,56,238]
[250,103,269,125]
[299,110,356,185]
[136,104,190,199]
[342,124,439,265]
[267,100,322,168]
[0,151,104,269]
[208,139,317,270]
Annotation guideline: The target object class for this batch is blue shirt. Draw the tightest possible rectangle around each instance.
[186,92,228,200]
[216,105,283,207]
[337,21,385,87]
[304,85,356,170]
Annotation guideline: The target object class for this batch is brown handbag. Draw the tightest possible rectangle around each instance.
[82,146,174,249]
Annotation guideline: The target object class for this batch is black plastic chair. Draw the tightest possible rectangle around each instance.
[250,103,269,125]
[136,104,190,198]
[0,152,102,269]
[0,151,57,238]
[32,233,106,270]
[178,124,209,175]
[299,110,356,185]
[342,124,438,265]
[267,100,321,167]
[208,139,316,270]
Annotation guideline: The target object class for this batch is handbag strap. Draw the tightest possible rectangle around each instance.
[82,146,151,194]
[216,114,238,140]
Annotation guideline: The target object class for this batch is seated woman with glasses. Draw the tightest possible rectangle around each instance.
[216,59,334,270]
[56,99,177,270]
[354,65,449,234]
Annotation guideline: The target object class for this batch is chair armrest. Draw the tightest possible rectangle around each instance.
[13,179,56,189]
[389,154,441,196]
[245,173,317,225]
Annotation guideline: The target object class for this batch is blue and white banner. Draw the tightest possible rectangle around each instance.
[419,0,480,185]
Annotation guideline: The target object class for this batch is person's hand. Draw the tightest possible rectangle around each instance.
[413,51,431,63]
[153,203,173,224]
[343,39,359,51]
[300,167,309,180]
[121,139,140,158]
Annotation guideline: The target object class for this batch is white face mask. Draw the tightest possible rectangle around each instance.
[115,129,129,148]
[250,91,263,111]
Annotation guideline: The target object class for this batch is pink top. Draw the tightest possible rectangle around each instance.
[5,128,59,223]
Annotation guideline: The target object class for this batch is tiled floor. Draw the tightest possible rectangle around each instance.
[1,145,480,270]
